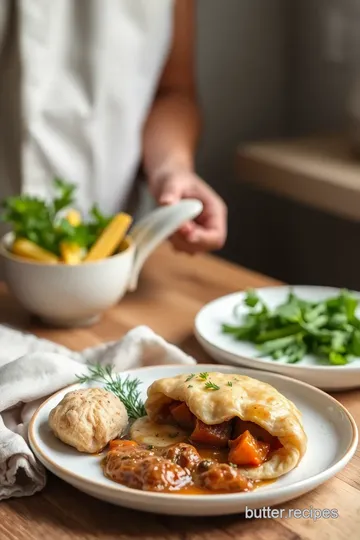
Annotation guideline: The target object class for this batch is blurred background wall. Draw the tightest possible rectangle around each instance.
[196,0,287,172]
[195,0,360,289]
[288,0,357,134]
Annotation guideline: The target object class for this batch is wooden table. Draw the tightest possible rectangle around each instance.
[0,243,359,540]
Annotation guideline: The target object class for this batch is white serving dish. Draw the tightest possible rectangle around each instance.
[0,199,202,327]
[29,364,357,516]
[195,286,360,390]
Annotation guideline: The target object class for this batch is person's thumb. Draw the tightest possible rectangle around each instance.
[157,176,183,205]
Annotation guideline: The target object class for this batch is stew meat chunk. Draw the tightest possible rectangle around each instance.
[161,443,201,472]
[169,402,195,430]
[195,460,253,492]
[103,444,190,491]
[103,441,254,493]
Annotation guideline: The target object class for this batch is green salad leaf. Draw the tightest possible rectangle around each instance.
[0,178,112,255]
[222,289,360,365]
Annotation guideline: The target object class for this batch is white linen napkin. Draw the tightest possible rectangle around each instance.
[0,325,196,500]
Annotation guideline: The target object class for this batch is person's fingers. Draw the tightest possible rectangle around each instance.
[178,221,196,235]
[188,195,227,248]
[170,221,226,253]
[170,232,198,255]
[154,172,228,253]
[171,194,227,252]
[186,225,226,251]
[157,176,186,205]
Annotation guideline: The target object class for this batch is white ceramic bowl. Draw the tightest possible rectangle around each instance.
[0,200,203,327]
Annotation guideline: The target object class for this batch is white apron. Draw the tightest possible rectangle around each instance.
[0,0,174,215]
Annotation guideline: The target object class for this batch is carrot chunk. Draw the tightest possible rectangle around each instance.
[190,419,232,447]
[228,430,270,467]
[169,402,195,430]
[109,440,138,450]
[233,418,282,451]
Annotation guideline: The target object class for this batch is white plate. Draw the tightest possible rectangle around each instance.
[28,364,357,516]
[195,286,360,390]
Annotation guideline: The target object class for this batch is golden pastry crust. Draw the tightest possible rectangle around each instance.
[49,388,128,453]
[145,372,307,480]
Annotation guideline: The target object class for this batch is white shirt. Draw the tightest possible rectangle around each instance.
[0,0,174,216]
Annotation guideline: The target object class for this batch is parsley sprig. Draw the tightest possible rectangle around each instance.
[1,178,112,256]
[204,381,220,391]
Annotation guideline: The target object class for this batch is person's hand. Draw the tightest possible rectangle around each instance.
[150,171,227,254]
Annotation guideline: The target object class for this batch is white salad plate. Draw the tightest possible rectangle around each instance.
[29,364,357,516]
[195,286,360,391]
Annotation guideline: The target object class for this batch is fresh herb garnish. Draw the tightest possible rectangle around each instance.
[188,385,193,388]
[227,381,233,387]
[204,381,220,391]
[244,289,259,308]
[76,364,146,419]
[185,374,195,382]
[222,288,360,366]
[1,178,112,255]
[198,372,209,381]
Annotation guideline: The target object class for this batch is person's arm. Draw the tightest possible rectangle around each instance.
[143,0,199,190]
[142,0,227,253]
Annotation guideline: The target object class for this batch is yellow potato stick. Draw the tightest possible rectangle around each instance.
[60,242,84,265]
[12,238,59,264]
[66,209,82,226]
[84,213,133,262]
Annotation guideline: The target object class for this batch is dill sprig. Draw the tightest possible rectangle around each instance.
[198,372,209,381]
[204,381,220,391]
[185,374,195,382]
[76,363,146,419]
